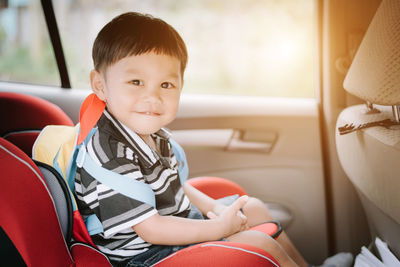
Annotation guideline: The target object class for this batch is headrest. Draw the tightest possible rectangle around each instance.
[343,0,400,105]
[0,92,74,156]
[0,92,73,136]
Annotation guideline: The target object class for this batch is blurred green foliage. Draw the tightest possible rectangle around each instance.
[0,43,59,86]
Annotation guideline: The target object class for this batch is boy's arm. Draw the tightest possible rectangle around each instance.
[133,195,248,245]
[182,182,227,218]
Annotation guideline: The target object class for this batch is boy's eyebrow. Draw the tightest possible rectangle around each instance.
[124,68,180,80]
[124,68,141,75]
[165,73,181,80]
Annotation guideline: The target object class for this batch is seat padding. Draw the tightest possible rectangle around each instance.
[35,160,73,243]
[188,176,247,199]
[0,138,74,267]
[154,241,279,267]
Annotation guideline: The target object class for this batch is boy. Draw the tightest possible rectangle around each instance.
[75,12,352,267]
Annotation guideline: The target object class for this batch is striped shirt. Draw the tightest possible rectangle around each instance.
[75,109,191,263]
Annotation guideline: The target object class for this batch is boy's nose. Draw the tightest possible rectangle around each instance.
[142,86,162,103]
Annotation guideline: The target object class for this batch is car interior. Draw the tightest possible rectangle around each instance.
[0,0,399,266]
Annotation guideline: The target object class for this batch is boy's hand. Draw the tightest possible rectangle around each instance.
[207,202,227,219]
[208,195,249,237]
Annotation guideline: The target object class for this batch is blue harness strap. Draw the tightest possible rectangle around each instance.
[169,138,188,185]
[76,144,156,207]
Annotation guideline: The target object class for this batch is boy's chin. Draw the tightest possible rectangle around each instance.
[129,118,173,135]
[134,126,163,136]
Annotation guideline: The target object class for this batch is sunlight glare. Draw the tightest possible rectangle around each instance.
[278,41,296,62]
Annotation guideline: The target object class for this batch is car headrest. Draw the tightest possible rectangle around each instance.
[343,0,400,105]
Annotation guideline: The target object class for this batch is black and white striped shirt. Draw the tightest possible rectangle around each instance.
[75,109,191,262]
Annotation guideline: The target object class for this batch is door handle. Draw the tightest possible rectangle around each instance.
[171,129,278,153]
[226,129,277,153]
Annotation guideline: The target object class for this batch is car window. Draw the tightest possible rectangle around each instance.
[0,0,59,86]
[60,1,315,98]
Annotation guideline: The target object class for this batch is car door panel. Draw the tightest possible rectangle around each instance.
[169,94,328,262]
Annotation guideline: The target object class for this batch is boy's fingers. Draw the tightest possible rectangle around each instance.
[207,211,217,219]
[236,210,247,221]
[231,195,249,211]
[237,211,247,227]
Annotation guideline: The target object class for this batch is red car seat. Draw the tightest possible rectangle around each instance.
[0,92,73,157]
[0,138,280,266]
[0,92,280,266]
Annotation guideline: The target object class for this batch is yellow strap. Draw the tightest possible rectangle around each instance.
[33,125,79,178]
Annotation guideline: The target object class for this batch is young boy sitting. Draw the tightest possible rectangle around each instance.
[75,12,352,267]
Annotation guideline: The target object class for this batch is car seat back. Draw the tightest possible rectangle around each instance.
[336,106,400,256]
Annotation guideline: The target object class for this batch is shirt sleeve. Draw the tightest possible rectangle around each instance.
[78,134,157,238]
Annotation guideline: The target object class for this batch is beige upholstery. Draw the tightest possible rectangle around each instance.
[343,0,400,105]
[336,0,400,256]
[336,105,400,224]
[336,105,400,255]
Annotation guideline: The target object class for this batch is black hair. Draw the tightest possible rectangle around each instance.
[92,12,188,76]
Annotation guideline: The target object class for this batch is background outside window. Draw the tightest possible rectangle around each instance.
[0,0,59,86]
[0,0,316,98]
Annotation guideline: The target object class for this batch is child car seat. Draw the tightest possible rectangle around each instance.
[0,137,280,266]
[1,92,281,266]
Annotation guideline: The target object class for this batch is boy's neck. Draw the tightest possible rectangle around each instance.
[139,134,158,152]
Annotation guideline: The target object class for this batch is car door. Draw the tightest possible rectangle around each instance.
[170,94,328,262]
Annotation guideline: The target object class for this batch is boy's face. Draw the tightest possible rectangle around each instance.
[91,52,182,139]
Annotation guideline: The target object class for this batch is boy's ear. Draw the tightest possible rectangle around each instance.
[90,69,106,101]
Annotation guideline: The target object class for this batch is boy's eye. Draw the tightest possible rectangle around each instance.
[130,80,143,86]
[161,82,174,89]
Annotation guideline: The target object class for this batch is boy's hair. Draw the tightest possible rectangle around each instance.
[92,12,188,76]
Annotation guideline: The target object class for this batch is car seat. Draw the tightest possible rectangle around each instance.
[335,0,400,258]
[0,92,74,157]
[0,138,280,266]
[0,92,281,266]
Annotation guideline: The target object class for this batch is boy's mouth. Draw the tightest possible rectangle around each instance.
[138,111,161,116]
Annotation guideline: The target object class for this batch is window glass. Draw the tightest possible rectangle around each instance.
[55,0,316,98]
[0,0,59,86]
